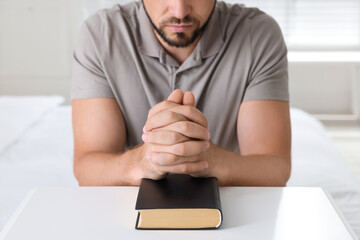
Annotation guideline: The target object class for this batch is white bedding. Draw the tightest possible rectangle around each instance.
[0,97,359,238]
[0,96,64,154]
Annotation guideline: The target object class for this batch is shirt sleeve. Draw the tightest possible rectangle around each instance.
[242,12,289,102]
[71,13,115,99]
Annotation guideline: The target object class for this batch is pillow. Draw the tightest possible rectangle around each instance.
[0,96,64,155]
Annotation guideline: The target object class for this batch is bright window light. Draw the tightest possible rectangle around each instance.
[227,0,360,51]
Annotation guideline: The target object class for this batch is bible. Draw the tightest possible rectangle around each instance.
[135,174,222,230]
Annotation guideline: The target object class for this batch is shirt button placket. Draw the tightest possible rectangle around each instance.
[173,73,181,90]
[171,66,180,90]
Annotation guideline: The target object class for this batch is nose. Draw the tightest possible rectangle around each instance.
[170,0,191,19]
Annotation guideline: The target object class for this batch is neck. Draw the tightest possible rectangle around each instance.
[154,31,201,65]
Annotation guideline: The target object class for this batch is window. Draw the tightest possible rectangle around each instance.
[228,0,360,51]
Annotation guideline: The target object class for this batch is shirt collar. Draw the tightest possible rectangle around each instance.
[198,7,223,59]
[138,5,162,58]
[138,3,223,62]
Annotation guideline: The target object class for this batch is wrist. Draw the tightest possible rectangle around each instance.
[123,144,146,185]
[206,142,217,177]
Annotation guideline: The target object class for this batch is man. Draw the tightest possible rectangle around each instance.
[72,0,291,186]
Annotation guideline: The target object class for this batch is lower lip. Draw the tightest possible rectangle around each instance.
[167,25,192,33]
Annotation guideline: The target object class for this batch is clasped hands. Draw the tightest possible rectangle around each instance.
[138,89,213,180]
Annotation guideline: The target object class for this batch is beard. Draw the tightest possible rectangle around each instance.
[143,3,215,48]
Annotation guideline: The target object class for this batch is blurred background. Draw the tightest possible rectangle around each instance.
[0,0,359,179]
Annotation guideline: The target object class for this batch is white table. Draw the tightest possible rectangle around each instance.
[0,187,357,240]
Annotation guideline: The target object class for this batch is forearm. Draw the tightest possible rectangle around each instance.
[74,146,144,186]
[207,143,291,186]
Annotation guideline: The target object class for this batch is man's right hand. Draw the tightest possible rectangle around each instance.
[136,90,210,180]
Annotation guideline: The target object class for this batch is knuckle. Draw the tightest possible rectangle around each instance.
[179,121,190,132]
[163,101,173,110]
[167,154,178,164]
[175,144,186,155]
[183,106,193,116]
[204,118,209,128]
[149,101,167,117]
[146,132,152,142]
[149,153,158,164]
[148,108,156,118]
[197,161,206,171]
[148,144,157,153]
[170,132,181,143]
[167,111,178,121]
[179,164,189,173]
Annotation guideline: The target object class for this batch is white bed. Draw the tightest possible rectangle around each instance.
[0,96,359,238]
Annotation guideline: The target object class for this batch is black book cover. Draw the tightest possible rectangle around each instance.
[135,174,222,229]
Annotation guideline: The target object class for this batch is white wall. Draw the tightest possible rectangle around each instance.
[289,57,360,124]
[0,0,82,102]
[0,0,359,125]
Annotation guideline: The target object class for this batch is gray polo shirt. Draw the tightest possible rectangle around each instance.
[72,1,289,153]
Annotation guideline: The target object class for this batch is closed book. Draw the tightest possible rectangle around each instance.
[135,174,222,230]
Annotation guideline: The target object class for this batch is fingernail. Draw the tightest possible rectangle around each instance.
[147,154,151,160]
[207,132,211,140]
[143,126,146,132]
[204,162,209,170]
[142,133,148,142]
[205,141,210,149]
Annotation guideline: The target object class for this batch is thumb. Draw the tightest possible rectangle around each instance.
[183,91,196,107]
[167,89,183,104]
